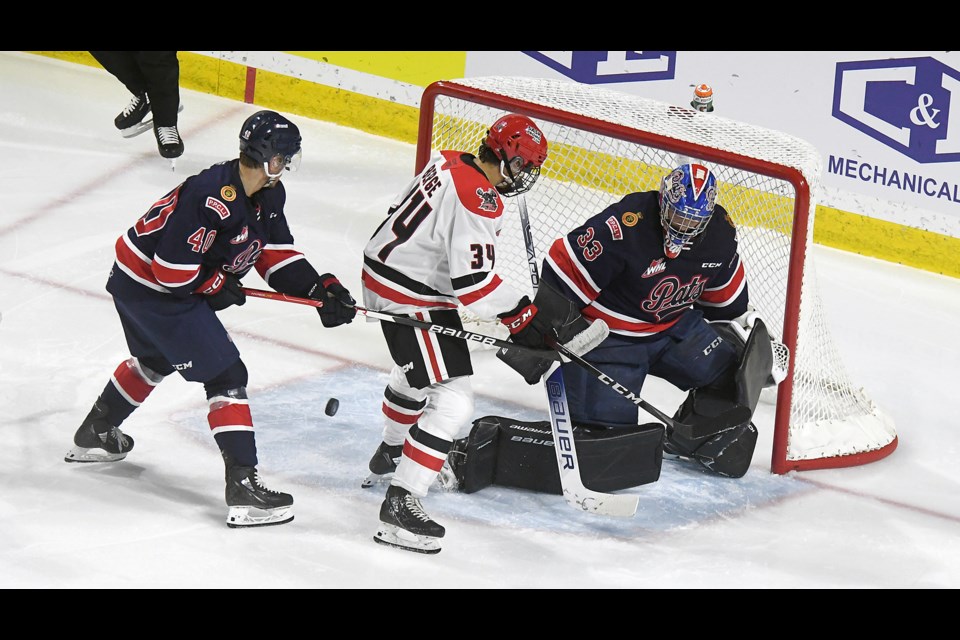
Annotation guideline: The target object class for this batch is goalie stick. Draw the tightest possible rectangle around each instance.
[518,197,639,517]
[542,361,640,517]
[239,287,561,361]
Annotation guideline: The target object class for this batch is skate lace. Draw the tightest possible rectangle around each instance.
[122,95,146,117]
[100,426,129,447]
[253,472,280,494]
[156,126,180,145]
[403,495,431,523]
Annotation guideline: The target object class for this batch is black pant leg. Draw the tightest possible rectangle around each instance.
[135,51,180,127]
[89,51,146,96]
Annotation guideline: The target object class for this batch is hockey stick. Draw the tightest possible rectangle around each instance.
[239,287,561,361]
[550,338,751,441]
[518,196,540,295]
[542,361,639,517]
[517,199,638,517]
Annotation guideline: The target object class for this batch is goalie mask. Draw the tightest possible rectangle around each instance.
[240,110,303,185]
[482,114,548,197]
[658,163,717,259]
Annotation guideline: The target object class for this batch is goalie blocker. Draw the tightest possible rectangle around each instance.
[446,415,664,495]
[496,281,597,384]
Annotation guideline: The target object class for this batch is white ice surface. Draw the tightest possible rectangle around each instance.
[2,52,959,588]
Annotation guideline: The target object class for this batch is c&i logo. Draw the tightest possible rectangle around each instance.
[833,57,960,164]
[523,51,676,84]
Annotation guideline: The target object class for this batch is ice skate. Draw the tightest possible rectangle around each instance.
[115,92,151,137]
[373,484,444,554]
[154,125,184,171]
[360,441,402,489]
[224,454,293,528]
[64,400,134,463]
[119,102,184,139]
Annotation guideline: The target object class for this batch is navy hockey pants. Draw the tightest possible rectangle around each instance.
[561,310,739,428]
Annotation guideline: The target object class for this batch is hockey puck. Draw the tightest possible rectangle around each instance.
[324,398,339,416]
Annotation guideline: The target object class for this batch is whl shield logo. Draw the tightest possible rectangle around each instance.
[523,51,675,84]
[833,57,960,164]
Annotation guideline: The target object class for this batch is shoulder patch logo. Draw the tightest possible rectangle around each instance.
[221,185,237,202]
[475,187,500,213]
[622,211,640,227]
[205,196,230,220]
[605,215,623,240]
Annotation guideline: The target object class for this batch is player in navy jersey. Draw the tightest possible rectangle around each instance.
[64,110,357,528]
[533,162,774,478]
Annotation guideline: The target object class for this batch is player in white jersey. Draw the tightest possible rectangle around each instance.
[361,114,551,553]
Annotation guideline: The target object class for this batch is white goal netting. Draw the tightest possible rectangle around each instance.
[418,76,896,473]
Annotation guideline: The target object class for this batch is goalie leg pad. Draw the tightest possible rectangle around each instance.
[445,417,500,493]
[692,422,758,478]
[734,317,773,414]
[450,416,664,494]
[668,389,758,478]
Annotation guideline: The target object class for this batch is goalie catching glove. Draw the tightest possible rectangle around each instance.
[710,304,788,387]
[308,274,357,327]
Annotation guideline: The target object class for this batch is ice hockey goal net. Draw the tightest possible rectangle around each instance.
[416,76,897,474]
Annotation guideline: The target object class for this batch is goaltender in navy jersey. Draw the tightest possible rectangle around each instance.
[110,158,318,304]
[541,189,748,338]
[362,150,527,320]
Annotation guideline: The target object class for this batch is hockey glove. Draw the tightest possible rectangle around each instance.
[496,347,553,385]
[308,274,357,327]
[195,270,246,311]
[498,296,551,348]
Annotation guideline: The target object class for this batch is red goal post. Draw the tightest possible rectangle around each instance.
[415,77,897,474]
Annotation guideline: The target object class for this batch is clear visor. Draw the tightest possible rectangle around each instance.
[661,202,710,242]
[264,149,302,179]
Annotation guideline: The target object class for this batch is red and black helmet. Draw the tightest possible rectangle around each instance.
[483,114,548,197]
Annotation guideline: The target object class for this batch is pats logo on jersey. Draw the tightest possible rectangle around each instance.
[475,187,499,213]
[621,211,640,227]
[221,185,237,202]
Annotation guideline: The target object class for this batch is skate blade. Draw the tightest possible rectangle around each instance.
[360,471,393,489]
[373,524,441,554]
[119,103,185,138]
[64,446,127,463]
[226,505,294,528]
